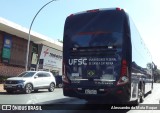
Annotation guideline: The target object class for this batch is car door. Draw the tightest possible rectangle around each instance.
[34,72,45,88]
[42,73,52,87]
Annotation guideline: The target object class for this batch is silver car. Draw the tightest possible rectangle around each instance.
[4,71,56,94]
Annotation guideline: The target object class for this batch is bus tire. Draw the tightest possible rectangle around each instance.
[149,82,153,94]
[140,83,145,103]
[134,83,144,104]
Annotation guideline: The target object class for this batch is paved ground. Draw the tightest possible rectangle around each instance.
[0,84,5,92]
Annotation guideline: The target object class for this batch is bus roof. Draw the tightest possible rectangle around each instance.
[68,7,125,17]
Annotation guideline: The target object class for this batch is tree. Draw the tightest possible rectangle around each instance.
[57,39,63,43]
[153,69,160,83]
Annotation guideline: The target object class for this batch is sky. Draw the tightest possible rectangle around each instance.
[0,0,160,68]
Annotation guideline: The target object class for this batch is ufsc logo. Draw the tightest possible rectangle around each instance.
[68,59,87,65]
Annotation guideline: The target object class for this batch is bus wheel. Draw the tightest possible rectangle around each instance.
[136,88,141,104]
[140,84,145,103]
[137,84,144,104]
[135,84,144,104]
[149,82,153,94]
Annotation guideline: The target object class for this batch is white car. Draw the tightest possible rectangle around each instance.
[4,71,56,94]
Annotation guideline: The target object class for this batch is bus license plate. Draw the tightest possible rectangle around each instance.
[85,89,97,94]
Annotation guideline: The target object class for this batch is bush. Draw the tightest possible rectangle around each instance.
[0,76,8,84]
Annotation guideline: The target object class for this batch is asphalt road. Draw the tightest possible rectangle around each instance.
[0,84,160,113]
[0,88,68,104]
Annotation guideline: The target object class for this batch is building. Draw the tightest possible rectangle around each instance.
[0,17,62,77]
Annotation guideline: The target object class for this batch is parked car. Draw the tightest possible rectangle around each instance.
[55,75,62,88]
[3,71,56,94]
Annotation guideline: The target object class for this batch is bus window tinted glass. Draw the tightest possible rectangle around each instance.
[71,32,123,47]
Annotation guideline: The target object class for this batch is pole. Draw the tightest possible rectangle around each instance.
[25,0,57,71]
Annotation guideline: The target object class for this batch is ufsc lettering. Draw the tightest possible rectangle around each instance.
[69,59,87,65]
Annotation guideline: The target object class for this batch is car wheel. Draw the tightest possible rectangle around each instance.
[58,83,63,88]
[6,90,13,94]
[25,83,33,94]
[48,83,55,92]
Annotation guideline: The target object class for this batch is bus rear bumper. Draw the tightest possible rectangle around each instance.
[63,85,130,102]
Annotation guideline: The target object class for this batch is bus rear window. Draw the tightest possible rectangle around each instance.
[65,10,125,34]
[71,32,123,47]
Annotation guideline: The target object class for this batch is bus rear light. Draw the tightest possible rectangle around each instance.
[121,59,127,76]
[117,59,128,86]
[121,66,127,75]
[62,61,65,75]
[117,76,129,86]
[116,8,124,11]
[62,62,70,84]
[116,8,121,11]
[87,9,99,13]
[62,74,70,84]
[117,90,123,94]
[68,14,74,18]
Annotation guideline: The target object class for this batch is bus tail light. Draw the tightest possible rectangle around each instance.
[117,59,129,86]
[116,90,123,94]
[117,76,129,86]
[62,75,70,84]
[62,62,70,84]
[116,7,124,11]
[69,14,74,17]
[121,59,127,75]
[87,9,99,13]
[116,8,121,11]
[62,61,65,75]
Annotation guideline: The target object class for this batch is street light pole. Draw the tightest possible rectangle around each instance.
[25,0,57,71]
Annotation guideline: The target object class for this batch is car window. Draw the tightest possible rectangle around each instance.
[43,73,51,77]
[18,72,36,77]
[36,72,51,77]
[37,73,44,78]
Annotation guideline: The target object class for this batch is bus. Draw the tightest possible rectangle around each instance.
[62,8,155,104]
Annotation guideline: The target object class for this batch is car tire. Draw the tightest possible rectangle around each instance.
[24,83,33,94]
[58,83,63,88]
[6,90,13,94]
[48,82,55,92]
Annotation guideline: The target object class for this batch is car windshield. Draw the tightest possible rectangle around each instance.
[18,72,36,77]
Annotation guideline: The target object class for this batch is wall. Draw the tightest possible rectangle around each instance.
[0,33,3,62]
[0,63,25,76]
[10,35,28,66]
[0,31,29,76]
